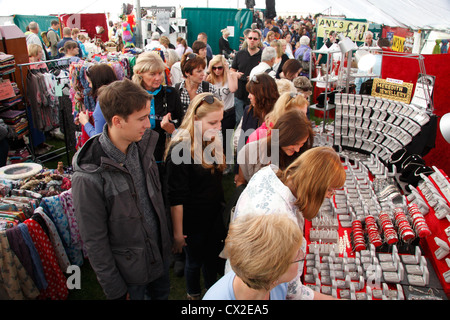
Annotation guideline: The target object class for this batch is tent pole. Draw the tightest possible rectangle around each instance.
[135,0,142,48]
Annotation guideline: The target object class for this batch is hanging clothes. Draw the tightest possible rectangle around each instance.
[441,39,449,54]
[5,224,48,292]
[40,195,83,266]
[17,223,48,292]
[25,70,60,132]
[23,218,69,300]
[35,207,71,273]
[433,39,442,54]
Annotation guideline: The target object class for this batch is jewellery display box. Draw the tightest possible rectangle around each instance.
[333,93,430,163]
[302,153,449,300]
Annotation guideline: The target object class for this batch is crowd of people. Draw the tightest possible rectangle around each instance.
[23,14,348,301]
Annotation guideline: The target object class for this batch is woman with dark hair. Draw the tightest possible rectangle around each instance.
[236,108,314,186]
[78,64,118,138]
[175,52,218,114]
[233,73,279,180]
[243,73,279,132]
[60,40,81,63]
[175,37,193,59]
[192,40,210,66]
[279,58,302,81]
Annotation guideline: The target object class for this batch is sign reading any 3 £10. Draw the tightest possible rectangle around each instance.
[316,18,370,42]
[371,78,414,104]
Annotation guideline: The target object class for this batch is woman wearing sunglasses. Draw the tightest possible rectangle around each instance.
[206,55,243,155]
[165,93,227,300]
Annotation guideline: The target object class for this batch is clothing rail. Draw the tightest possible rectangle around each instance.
[17,58,72,165]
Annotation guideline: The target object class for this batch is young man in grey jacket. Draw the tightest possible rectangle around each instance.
[72,79,172,300]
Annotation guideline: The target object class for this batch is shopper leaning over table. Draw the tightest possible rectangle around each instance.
[229,146,346,300]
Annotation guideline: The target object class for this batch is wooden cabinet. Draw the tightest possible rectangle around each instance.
[0,25,28,94]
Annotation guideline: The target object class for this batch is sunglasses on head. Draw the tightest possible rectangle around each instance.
[247,37,259,41]
[194,94,215,114]
[250,75,259,84]
[212,66,223,71]
[186,53,197,61]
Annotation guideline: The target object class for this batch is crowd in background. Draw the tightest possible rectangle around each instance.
[22,12,348,301]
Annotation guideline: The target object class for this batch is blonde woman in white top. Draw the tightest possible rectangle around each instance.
[206,55,242,152]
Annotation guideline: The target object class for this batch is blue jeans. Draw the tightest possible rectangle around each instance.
[234,97,246,124]
[126,261,170,300]
[184,232,224,296]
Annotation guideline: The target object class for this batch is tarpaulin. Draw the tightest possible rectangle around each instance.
[60,13,108,43]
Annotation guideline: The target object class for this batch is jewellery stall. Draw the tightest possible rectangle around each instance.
[303,87,449,299]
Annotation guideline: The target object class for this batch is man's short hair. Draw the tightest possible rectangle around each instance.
[151,31,160,40]
[192,40,206,53]
[261,46,277,62]
[198,32,207,40]
[98,79,152,126]
[63,27,71,37]
[28,21,39,31]
[51,20,60,26]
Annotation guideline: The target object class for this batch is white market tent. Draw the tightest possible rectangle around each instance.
[278,0,450,54]
[1,0,449,53]
[281,0,450,32]
[1,0,450,32]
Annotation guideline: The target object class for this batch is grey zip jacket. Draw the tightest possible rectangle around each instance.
[71,129,171,299]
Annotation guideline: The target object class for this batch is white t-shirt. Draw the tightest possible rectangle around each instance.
[214,80,234,111]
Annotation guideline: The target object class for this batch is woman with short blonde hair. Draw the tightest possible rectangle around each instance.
[132,51,168,87]
[203,213,303,299]
[132,51,183,164]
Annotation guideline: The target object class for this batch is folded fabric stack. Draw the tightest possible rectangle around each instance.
[0,53,15,76]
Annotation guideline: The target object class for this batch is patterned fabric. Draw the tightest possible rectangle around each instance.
[58,189,84,256]
[40,196,83,266]
[18,223,48,292]
[23,219,68,300]
[233,165,314,300]
[35,207,71,273]
[0,231,39,300]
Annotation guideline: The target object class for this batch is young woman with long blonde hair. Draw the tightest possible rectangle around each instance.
[165,93,227,300]
[206,55,242,153]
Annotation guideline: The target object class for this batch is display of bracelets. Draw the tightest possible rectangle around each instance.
[407,203,431,238]
[393,207,416,242]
